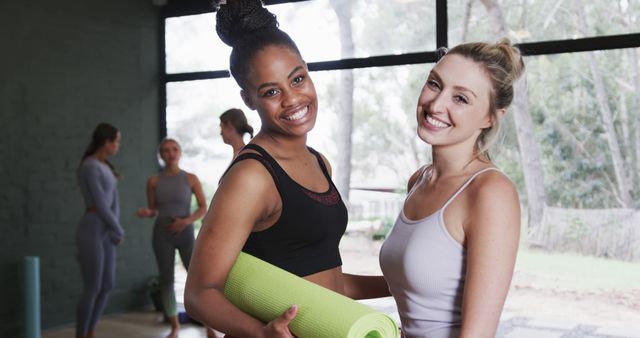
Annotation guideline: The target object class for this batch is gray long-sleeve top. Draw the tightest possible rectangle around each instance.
[78,158,124,243]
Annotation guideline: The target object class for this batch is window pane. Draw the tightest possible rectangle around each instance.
[524,48,640,209]
[166,64,432,191]
[166,78,255,185]
[165,13,225,74]
[165,0,436,73]
[167,48,640,331]
[448,0,640,45]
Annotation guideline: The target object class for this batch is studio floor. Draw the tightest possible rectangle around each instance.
[41,310,223,338]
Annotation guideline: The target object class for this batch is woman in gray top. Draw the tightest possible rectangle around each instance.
[76,122,124,338]
[137,138,209,338]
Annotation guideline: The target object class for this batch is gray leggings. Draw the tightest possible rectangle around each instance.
[76,214,116,336]
[152,218,194,317]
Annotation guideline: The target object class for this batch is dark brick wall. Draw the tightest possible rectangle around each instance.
[0,1,162,336]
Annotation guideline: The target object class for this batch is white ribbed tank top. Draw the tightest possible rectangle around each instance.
[379,167,499,338]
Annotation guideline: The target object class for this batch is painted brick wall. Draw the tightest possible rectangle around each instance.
[0,1,162,336]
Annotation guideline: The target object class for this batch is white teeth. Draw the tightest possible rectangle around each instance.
[426,114,449,128]
[284,107,308,121]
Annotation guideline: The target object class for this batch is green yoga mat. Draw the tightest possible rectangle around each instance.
[224,252,399,338]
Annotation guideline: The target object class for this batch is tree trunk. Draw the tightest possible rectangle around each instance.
[330,0,355,202]
[461,0,475,42]
[479,0,547,236]
[630,48,640,199]
[585,53,633,207]
[479,0,508,37]
[513,78,547,238]
[578,7,634,207]
[619,93,631,186]
[619,0,639,204]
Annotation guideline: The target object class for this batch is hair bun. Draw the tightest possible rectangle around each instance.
[216,0,278,47]
[495,38,525,83]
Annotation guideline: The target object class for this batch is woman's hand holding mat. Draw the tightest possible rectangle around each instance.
[224,252,399,338]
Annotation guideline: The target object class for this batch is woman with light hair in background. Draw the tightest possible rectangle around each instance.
[136,138,214,338]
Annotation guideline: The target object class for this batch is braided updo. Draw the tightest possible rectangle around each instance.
[216,0,303,89]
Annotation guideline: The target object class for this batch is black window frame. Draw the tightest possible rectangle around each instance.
[158,0,640,139]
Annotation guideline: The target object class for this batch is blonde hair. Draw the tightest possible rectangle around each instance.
[446,38,525,160]
[158,138,181,153]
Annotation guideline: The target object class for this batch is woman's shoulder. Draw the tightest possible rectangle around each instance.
[464,168,521,238]
[147,173,159,185]
[467,168,519,208]
[81,157,97,166]
[182,171,202,185]
[80,158,104,173]
[407,164,431,191]
[222,155,276,186]
[307,147,333,174]
[472,168,515,190]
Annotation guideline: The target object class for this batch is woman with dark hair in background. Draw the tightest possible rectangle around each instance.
[185,1,388,337]
[136,138,209,338]
[76,122,125,338]
[219,108,254,159]
[379,39,524,338]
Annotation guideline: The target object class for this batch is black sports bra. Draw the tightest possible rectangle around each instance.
[224,143,348,277]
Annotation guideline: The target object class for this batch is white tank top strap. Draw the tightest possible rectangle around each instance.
[441,167,501,210]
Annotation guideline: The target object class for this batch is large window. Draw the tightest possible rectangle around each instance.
[165,0,436,74]
[449,0,639,45]
[163,0,640,334]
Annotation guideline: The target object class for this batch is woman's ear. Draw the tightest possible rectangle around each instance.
[485,108,506,128]
[240,90,256,110]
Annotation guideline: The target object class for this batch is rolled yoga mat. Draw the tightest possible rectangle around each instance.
[224,252,399,338]
[24,256,41,338]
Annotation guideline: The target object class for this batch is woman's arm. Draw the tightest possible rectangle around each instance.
[136,175,158,218]
[83,162,124,241]
[342,273,390,299]
[184,160,297,338]
[182,173,208,224]
[459,174,520,338]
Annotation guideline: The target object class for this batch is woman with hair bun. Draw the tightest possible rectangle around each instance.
[185,1,388,337]
[136,138,209,338]
[379,39,525,338]
[219,108,254,158]
[76,122,124,338]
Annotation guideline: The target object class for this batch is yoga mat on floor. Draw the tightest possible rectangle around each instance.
[24,256,41,338]
[224,252,399,338]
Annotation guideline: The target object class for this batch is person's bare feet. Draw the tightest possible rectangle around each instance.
[167,315,180,338]
[206,327,222,338]
[75,329,95,338]
[165,329,179,338]
[166,329,179,338]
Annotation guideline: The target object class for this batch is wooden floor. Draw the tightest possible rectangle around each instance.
[41,298,397,338]
[42,310,224,338]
